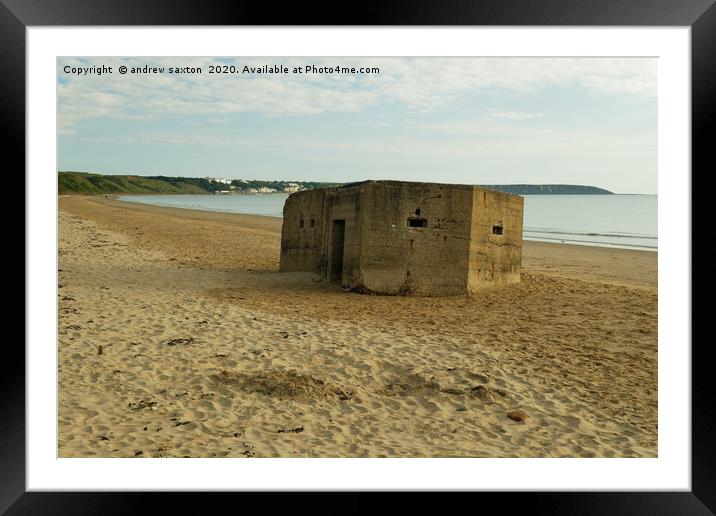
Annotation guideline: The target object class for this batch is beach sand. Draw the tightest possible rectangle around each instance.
[58,195,657,458]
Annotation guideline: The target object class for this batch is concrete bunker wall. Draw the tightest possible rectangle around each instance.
[279,180,524,296]
[279,185,364,283]
[279,189,326,273]
[355,182,474,295]
[467,188,524,292]
[324,186,363,285]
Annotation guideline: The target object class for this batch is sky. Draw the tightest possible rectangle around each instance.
[57,57,657,194]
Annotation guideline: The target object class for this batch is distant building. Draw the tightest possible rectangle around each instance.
[206,177,233,185]
[257,187,276,193]
[280,180,524,296]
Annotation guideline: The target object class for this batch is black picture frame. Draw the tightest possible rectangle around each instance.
[6,0,709,513]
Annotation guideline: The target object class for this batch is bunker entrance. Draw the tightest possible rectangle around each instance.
[330,219,346,281]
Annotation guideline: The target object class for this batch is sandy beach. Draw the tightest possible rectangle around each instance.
[58,195,657,458]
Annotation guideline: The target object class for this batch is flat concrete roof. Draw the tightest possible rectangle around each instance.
[304,179,521,198]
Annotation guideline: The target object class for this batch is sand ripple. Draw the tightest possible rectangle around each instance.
[57,197,658,458]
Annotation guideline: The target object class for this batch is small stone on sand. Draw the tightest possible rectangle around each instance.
[507,410,529,422]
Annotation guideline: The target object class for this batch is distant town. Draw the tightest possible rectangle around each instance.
[203,177,305,194]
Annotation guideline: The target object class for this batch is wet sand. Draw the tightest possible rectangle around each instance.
[58,195,658,458]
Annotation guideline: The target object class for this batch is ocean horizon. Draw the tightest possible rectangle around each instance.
[116,193,657,251]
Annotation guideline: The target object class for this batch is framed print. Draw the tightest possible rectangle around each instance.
[7,0,712,512]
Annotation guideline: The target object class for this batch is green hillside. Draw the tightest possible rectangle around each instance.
[59,172,613,196]
[481,184,613,195]
[58,172,213,195]
[58,171,339,195]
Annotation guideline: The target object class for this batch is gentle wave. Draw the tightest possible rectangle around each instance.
[523,235,657,249]
[524,229,657,240]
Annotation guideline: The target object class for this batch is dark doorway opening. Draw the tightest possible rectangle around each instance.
[330,220,346,281]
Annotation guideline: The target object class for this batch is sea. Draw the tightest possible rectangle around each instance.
[116,193,657,251]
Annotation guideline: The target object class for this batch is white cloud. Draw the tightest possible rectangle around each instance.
[57,57,656,133]
[137,133,255,146]
[274,129,655,161]
[127,119,650,162]
[489,110,545,120]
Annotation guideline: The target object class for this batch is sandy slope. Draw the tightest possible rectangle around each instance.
[58,196,657,458]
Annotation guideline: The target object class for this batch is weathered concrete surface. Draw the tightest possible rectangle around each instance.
[280,188,326,273]
[279,180,524,296]
[467,188,524,293]
[358,182,474,295]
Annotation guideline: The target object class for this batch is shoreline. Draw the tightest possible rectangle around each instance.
[62,195,657,289]
[109,194,658,253]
